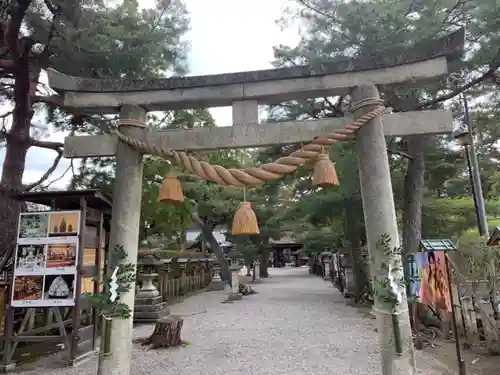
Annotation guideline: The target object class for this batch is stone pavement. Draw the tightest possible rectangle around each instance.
[16,267,452,375]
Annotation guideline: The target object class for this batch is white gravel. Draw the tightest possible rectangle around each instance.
[15,267,452,375]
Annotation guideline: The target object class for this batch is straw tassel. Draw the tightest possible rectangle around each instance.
[231,201,260,236]
[312,154,339,188]
[157,173,185,204]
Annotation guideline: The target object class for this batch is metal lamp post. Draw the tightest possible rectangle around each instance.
[451,94,489,237]
[452,93,499,320]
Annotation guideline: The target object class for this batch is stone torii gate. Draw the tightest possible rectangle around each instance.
[47,29,464,375]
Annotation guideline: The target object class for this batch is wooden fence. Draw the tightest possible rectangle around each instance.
[449,284,500,354]
[155,272,212,301]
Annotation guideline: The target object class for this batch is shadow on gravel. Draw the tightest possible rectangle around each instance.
[266,292,347,304]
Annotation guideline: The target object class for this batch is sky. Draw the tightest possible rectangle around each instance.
[0,0,301,189]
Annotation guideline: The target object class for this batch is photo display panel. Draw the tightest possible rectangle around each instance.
[12,211,81,307]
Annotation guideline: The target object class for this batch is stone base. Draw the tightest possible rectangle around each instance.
[134,296,170,323]
[67,348,98,367]
[0,362,16,373]
[227,293,242,301]
[343,290,354,298]
[135,295,163,305]
[207,280,226,291]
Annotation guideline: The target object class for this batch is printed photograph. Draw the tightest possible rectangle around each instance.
[12,276,44,301]
[15,244,46,274]
[18,213,49,239]
[43,274,75,300]
[48,212,80,237]
[46,244,77,268]
[416,250,452,312]
[408,256,420,299]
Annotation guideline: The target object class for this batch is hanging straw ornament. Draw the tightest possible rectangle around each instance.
[231,186,260,236]
[157,172,185,204]
[311,146,339,188]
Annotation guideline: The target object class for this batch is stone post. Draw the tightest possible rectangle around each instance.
[322,253,332,281]
[226,265,242,301]
[231,268,240,294]
[352,85,415,375]
[323,260,331,280]
[97,105,147,375]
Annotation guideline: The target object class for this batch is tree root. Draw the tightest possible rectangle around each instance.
[239,283,257,296]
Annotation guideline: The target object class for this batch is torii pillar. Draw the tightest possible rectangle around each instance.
[353,84,415,375]
[98,105,147,375]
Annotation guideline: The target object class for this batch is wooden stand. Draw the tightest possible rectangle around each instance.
[6,190,112,370]
[445,255,467,375]
[141,316,184,349]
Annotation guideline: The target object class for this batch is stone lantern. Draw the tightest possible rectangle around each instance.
[190,259,200,277]
[207,258,225,291]
[137,253,161,299]
[134,253,169,322]
[200,257,209,284]
[321,251,333,281]
[177,257,188,278]
[162,258,172,275]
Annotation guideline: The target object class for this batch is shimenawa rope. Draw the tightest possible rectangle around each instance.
[114,98,385,187]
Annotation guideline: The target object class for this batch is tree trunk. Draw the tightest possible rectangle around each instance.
[345,204,369,303]
[190,213,231,285]
[402,136,427,266]
[403,135,427,330]
[202,225,231,284]
[0,58,40,265]
[259,249,269,278]
[0,132,28,258]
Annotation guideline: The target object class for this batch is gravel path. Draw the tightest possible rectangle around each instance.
[15,267,452,375]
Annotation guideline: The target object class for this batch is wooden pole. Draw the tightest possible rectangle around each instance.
[70,197,87,363]
[92,212,104,350]
[445,254,467,375]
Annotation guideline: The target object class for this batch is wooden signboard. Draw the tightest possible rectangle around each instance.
[12,211,81,307]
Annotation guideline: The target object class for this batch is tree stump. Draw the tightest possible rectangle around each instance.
[141,316,184,349]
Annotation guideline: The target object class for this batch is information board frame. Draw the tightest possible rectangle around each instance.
[11,210,81,308]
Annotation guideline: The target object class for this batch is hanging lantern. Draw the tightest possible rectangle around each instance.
[157,173,185,204]
[312,154,339,188]
[231,201,260,236]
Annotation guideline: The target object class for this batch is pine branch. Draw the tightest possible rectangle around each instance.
[0,124,64,191]
[24,150,63,191]
[29,137,64,151]
[387,149,414,160]
[411,64,500,111]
